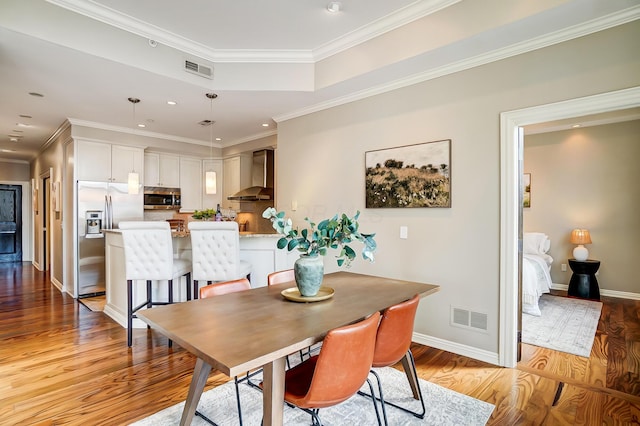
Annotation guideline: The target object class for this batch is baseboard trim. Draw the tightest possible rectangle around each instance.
[551,283,640,300]
[103,303,147,329]
[51,277,64,292]
[412,332,500,366]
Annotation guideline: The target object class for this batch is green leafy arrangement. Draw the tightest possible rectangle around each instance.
[191,209,216,220]
[262,207,377,267]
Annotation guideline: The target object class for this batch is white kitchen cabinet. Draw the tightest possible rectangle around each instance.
[179,157,202,212]
[201,159,223,209]
[111,145,144,183]
[222,154,251,210]
[77,140,143,183]
[144,152,180,187]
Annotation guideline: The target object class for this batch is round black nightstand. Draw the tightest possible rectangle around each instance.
[568,259,600,300]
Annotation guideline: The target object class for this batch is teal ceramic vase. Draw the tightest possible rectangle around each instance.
[294,254,324,296]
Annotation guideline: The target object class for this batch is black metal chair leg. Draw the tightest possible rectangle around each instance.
[127,279,133,347]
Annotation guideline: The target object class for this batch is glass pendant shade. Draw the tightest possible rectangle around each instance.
[205,171,217,194]
[128,171,140,195]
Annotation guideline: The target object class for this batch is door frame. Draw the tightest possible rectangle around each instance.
[498,86,640,368]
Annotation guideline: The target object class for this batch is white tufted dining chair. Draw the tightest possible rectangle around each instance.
[187,221,252,298]
[119,221,192,347]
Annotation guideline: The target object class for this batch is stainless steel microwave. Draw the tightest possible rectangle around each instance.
[143,187,181,210]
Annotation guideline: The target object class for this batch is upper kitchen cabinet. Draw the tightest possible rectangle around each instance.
[76,140,143,183]
[223,154,252,210]
[179,157,202,212]
[144,152,180,188]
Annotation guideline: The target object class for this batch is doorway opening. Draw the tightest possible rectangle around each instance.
[0,184,23,262]
[498,86,640,368]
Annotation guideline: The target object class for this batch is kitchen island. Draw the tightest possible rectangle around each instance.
[103,229,296,329]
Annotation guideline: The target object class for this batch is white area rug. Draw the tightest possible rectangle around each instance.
[130,366,494,426]
[522,294,602,357]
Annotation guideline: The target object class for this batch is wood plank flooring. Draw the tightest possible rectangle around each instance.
[0,263,638,425]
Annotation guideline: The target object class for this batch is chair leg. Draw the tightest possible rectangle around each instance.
[233,376,244,426]
[127,279,133,347]
[361,351,426,423]
[166,279,174,348]
[186,273,192,301]
[193,279,199,300]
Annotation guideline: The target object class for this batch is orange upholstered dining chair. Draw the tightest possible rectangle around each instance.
[266,268,295,286]
[274,311,383,426]
[267,269,313,365]
[361,294,424,425]
[197,277,251,426]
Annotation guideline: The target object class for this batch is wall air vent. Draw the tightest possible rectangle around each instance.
[451,306,488,333]
[184,60,213,79]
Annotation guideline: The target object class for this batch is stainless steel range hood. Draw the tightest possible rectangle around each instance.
[227,149,274,201]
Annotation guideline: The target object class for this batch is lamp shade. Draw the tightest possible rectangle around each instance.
[205,171,217,194]
[570,229,592,245]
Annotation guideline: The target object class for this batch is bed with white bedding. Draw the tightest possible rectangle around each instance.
[522,232,553,316]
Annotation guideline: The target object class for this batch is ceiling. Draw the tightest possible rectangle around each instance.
[1,0,638,162]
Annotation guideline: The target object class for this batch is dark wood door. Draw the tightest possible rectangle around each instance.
[0,185,22,262]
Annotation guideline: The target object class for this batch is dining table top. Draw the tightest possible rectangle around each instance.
[136,271,440,378]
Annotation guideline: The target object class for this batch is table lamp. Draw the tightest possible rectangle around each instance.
[570,228,592,261]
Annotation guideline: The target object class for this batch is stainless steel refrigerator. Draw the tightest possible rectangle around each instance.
[77,180,143,298]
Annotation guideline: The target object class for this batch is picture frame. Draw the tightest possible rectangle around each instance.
[523,173,531,208]
[32,179,38,213]
[51,181,61,212]
[365,139,451,208]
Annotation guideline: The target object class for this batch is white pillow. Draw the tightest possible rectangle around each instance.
[523,232,550,255]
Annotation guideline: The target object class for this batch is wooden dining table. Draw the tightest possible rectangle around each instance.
[136,271,440,426]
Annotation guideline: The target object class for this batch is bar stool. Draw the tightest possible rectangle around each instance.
[119,221,192,347]
[188,221,252,298]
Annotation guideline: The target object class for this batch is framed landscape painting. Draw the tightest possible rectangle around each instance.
[365,139,451,208]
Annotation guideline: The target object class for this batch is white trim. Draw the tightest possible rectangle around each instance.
[499,86,640,368]
[313,0,461,61]
[551,283,640,301]
[412,332,500,366]
[275,6,640,123]
[0,158,30,165]
[44,0,458,63]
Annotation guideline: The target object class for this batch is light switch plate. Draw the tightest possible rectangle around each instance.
[400,226,408,239]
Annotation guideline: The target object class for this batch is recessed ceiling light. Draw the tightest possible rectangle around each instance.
[572,124,581,128]
[137,124,146,128]
[262,123,269,127]
[167,101,177,105]
[28,92,44,97]
[9,138,19,142]
[1,149,15,152]
[215,137,222,141]
[327,1,341,13]
[16,123,31,128]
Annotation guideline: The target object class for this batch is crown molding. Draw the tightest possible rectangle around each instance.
[274,5,640,123]
[313,0,461,61]
[0,158,30,165]
[45,0,458,64]
[66,118,219,148]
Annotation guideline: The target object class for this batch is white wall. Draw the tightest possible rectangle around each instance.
[524,120,640,294]
[276,22,640,356]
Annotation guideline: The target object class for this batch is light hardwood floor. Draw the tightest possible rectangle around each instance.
[1,263,638,425]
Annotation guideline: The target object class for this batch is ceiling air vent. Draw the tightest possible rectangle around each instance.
[184,60,213,79]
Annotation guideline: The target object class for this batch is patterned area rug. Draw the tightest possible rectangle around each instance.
[130,366,494,426]
[522,294,602,357]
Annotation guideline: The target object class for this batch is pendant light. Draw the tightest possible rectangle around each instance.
[127,97,140,195]
[205,93,218,194]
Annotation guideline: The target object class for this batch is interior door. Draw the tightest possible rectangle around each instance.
[0,184,23,262]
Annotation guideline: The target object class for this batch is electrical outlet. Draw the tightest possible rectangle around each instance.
[561,263,567,272]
